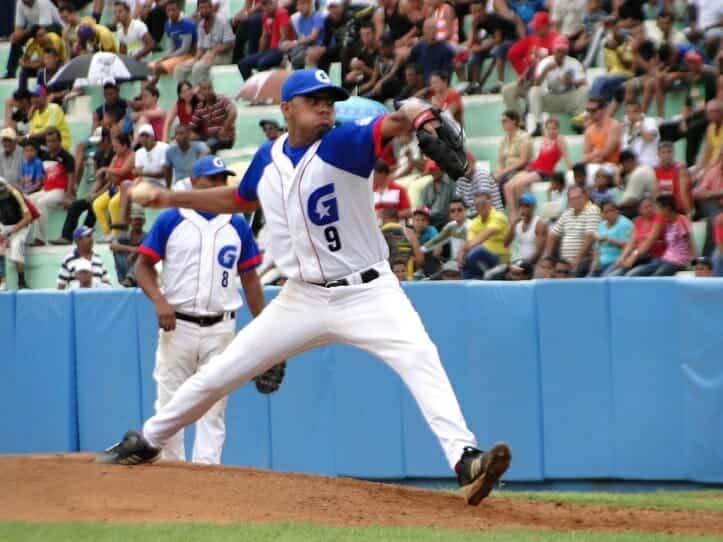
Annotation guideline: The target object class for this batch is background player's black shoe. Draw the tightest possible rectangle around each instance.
[455,443,511,505]
[95,430,161,465]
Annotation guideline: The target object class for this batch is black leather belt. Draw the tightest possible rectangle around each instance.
[315,268,380,288]
[174,311,235,327]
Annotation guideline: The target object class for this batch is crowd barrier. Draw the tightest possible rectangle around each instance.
[1,279,722,483]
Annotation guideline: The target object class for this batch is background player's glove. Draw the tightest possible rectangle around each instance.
[413,106,469,181]
[254,362,286,394]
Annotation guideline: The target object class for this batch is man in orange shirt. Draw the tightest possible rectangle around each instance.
[582,96,622,166]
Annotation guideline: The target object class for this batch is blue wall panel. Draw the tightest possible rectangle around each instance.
[10,291,77,453]
[74,289,142,451]
[465,283,544,481]
[0,294,16,450]
[608,279,685,479]
[536,280,614,478]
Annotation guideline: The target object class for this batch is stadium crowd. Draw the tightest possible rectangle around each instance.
[0,0,721,290]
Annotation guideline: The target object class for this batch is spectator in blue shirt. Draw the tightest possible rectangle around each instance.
[20,141,44,194]
[408,19,454,85]
[590,201,633,277]
[149,0,198,85]
[284,0,325,69]
[164,124,210,189]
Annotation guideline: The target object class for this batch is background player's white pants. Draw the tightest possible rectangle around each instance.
[154,318,235,464]
[144,265,477,470]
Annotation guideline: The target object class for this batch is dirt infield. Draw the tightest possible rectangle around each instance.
[1,454,721,536]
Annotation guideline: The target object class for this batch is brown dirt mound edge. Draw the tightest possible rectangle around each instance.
[0,454,720,536]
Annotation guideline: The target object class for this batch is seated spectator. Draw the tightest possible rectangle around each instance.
[176,0,233,85]
[408,18,454,85]
[59,2,82,58]
[504,117,571,220]
[28,128,75,245]
[589,165,621,207]
[588,27,635,108]
[436,259,462,280]
[148,0,197,86]
[554,257,572,278]
[27,85,72,151]
[259,119,283,141]
[162,81,197,142]
[424,71,463,127]
[693,150,723,220]
[643,10,686,49]
[411,206,438,245]
[544,185,600,276]
[714,211,723,276]
[5,0,63,80]
[551,0,585,42]
[92,133,135,239]
[380,207,422,276]
[505,11,559,92]
[237,0,291,81]
[372,0,421,60]
[501,258,533,280]
[619,100,659,168]
[542,171,567,220]
[130,85,165,141]
[693,256,713,277]
[458,191,510,279]
[3,89,32,137]
[618,148,657,218]
[589,200,633,276]
[394,63,425,105]
[18,26,67,91]
[495,109,532,203]
[189,79,237,153]
[627,194,696,276]
[536,254,556,278]
[392,132,424,179]
[344,23,378,91]
[619,26,659,115]
[114,0,155,60]
[68,256,111,289]
[57,225,111,289]
[606,196,665,276]
[581,96,622,168]
[19,140,44,194]
[690,99,723,183]
[373,160,412,219]
[361,33,404,102]
[231,0,264,67]
[654,140,692,215]
[391,257,408,281]
[110,207,147,286]
[305,0,349,72]
[420,160,455,229]
[685,0,722,68]
[0,178,36,289]
[136,0,169,46]
[422,197,470,262]
[76,16,118,53]
[285,0,324,69]
[164,124,210,186]
[36,48,73,106]
[504,192,546,265]
[52,127,114,245]
[458,153,503,213]
[0,128,23,190]
[425,0,459,46]
[576,0,607,67]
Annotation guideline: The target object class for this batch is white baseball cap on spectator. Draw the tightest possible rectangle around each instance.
[0,127,17,140]
[327,0,343,6]
[138,124,155,137]
[74,258,93,273]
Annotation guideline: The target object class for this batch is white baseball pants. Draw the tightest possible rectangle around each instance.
[144,265,478,470]
[154,318,235,464]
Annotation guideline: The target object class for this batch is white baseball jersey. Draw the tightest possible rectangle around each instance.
[138,208,261,315]
[234,116,389,284]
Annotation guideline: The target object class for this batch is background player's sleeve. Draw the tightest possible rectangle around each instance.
[317,115,387,179]
[234,141,274,205]
[230,215,263,273]
[137,209,184,263]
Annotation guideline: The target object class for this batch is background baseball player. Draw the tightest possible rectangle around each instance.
[99,70,509,505]
[132,155,278,464]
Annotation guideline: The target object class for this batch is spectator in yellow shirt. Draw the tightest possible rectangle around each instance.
[457,192,510,279]
[77,18,118,54]
[18,26,67,91]
[28,85,72,151]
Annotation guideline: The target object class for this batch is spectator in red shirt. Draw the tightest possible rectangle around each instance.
[713,211,723,276]
[654,140,692,215]
[189,80,237,153]
[237,0,292,80]
[606,196,665,276]
[426,70,464,128]
[373,160,411,220]
[507,11,559,77]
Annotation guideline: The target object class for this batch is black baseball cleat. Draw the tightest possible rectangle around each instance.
[95,430,161,465]
[455,443,511,505]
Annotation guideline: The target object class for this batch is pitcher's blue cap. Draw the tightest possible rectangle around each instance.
[191,155,234,177]
[281,69,348,103]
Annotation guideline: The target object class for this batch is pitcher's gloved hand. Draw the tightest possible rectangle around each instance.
[254,362,286,394]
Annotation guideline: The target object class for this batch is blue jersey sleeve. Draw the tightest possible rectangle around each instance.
[230,215,262,272]
[138,209,183,263]
[235,140,273,204]
[317,115,387,179]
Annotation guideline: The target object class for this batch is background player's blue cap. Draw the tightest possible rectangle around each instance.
[73,225,94,241]
[191,155,235,177]
[281,69,349,103]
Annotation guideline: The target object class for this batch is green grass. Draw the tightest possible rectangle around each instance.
[500,490,723,513]
[0,523,720,542]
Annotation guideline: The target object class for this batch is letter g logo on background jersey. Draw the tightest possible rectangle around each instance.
[217,245,238,269]
[307,183,339,226]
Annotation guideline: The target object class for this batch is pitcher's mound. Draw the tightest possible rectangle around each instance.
[1,454,720,536]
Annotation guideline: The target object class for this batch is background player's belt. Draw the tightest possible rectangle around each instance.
[316,268,380,288]
[174,311,236,327]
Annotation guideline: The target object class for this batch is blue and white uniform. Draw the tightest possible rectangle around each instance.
[139,205,261,464]
[143,70,477,470]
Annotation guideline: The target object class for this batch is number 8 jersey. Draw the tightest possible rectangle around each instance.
[234,115,390,284]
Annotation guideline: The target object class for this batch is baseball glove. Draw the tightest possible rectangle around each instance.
[254,362,286,394]
[413,106,469,181]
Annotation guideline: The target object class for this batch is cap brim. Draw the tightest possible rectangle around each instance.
[198,167,235,177]
[286,84,349,103]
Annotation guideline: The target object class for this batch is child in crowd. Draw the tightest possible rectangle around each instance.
[543,172,567,220]
[20,142,45,194]
[589,166,622,206]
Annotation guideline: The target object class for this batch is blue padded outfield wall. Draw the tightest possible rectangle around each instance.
[1,279,722,482]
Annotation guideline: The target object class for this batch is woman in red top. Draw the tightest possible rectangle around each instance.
[162,81,197,142]
[713,211,723,276]
[427,71,464,127]
[503,117,571,220]
[605,197,665,276]
[91,133,135,238]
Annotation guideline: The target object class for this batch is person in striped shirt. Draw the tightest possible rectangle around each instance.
[57,226,111,289]
[456,155,504,215]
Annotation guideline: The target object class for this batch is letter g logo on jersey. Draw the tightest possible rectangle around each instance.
[217,245,238,269]
[307,183,339,226]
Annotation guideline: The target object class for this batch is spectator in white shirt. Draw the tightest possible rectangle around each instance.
[114,0,155,60]
[70,256,111,289]
[620,100,659,168]
[5,0,62,79]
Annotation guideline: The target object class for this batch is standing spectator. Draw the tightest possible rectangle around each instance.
[581,96,622,167]
[503,192,546,266]
[4,0,62,80]
[627,194,696,276]
[618,148,657,218]
[28,128,76,245]
[607,196,665,276]
[17,26,67,91]
[57,225,111,289]
[458,191,510,279]
[589,200,633,276]
[373,160,412,219]
[421,160,456,229]
[544,185,601,276]
[164,124,210,188]
[19,140,44,194]
[457,153,504,213]
[237,0,292,80]
[149,0,197,85]
[0,178,35,289]
[27,85,72,151]
[285,0,324,69]
[162,80,197,142]
[620,100,659,168]
[344,23,378,91]
[408,18,454,85]
[110,207,146,286]
[0,128,23,190]
[114,0,155,60]
[654,140,692,215]
[361,33,403,102]
[495,109,532,203]
[189,80,237,153]
[176,0,234,85]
